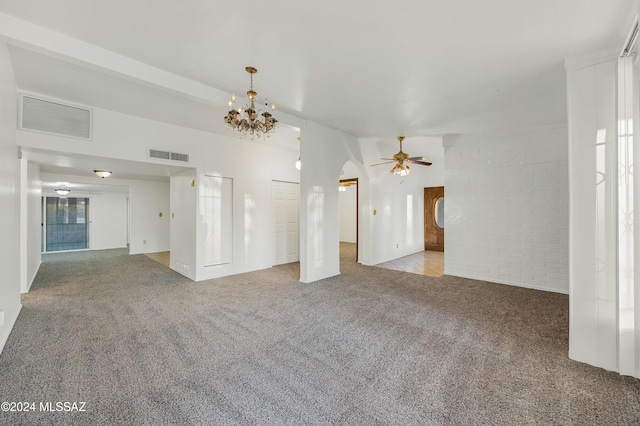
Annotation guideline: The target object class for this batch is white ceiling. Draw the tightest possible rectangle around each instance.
[22,147,194,193]
[0,0,637,184]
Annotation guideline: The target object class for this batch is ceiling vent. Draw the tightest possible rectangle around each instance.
[19,94,92,140]
[149,149,189,163]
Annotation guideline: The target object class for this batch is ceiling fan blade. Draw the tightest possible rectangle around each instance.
[370,161,396,167]
[407,158,432,166]
[379,158,395,161]
[408,156,430,162]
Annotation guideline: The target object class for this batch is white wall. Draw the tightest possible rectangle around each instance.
[300,121,371,282]
[0,41,22,354]
[365,137,445,265]
[170,170,197,279]
[192,136,300,281]
[339,185,357,243]
[39,172,170,255]
[90,191,128,250]
[129,181,169,254]
[17,104,300,281]
[20,160,41,292]
[444,126,569,293]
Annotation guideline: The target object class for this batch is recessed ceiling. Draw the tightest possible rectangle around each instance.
[22,147,195,193]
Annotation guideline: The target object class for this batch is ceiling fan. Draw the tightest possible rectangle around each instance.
[371,136,432,176]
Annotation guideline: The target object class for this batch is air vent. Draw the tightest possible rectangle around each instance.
[149,149,189,163]
[149,149,170,160]
[170,152,189,162]
[20,95,92,140]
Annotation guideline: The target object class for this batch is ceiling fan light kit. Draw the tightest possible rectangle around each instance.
[224,66,278,139]
[370,136,432,176]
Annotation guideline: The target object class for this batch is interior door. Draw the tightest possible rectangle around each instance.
[272,181,299,265]
[424,186,444,251]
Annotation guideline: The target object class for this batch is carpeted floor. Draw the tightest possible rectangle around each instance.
[0,244,639,425]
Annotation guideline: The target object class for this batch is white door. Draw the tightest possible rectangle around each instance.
[272,181,299,265]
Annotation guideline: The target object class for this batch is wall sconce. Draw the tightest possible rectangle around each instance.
[94,170,112,178]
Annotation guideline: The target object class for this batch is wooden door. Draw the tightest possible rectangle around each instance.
[424,186,444,251]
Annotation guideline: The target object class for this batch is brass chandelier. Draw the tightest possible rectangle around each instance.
[224,66,278,138]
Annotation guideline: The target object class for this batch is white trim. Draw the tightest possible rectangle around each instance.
[26,260,42,293]
[443,271,569,295]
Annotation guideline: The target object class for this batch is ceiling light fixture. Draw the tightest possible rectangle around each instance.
[370,136,432,176]
[94,170,112,178]
[224,66,278,138]
[55,186,70,196]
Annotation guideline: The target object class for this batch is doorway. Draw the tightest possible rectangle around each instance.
[424,186,444,251]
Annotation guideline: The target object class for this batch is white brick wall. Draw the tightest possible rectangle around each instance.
[444,127,569,293]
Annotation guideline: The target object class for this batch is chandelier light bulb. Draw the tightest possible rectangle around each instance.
[223,66,278,138]
[271,103,276,111]
[295,159,301,170]
[228,100,233,107]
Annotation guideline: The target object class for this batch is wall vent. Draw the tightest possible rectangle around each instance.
[20,95,92,140]
[170,152,189,162]
[173,260,191,278]
[149,149,170,160]
[149,149,189,163]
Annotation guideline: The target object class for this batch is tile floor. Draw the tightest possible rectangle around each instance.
[375,250,444,277]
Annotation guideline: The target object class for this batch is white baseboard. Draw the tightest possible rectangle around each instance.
[443,271,569,295]
[26,260,42,292]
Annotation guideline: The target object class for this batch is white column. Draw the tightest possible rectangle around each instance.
[567,52,640,378]
[567,55,619,372]
[619,55,638,377]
